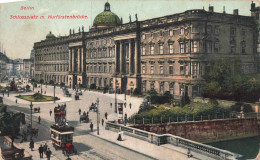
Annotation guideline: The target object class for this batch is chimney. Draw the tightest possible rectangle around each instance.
[251,1,256,11]
[233,9,239,15]
[209,6,214,12]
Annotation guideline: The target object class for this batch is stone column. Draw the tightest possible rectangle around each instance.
[81,48,84,72]
[134,39,138,75]
[78,48,80,72]
[72,48,74,72]
[115,43,118,73]
[129,39,132,75]
[120,41,123,74]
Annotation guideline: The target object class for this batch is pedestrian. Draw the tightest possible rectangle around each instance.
[49,109,52,116]
[38,116,41,124]
[105,112,108,120]
[44,91,46,94]
[102,118,104,126]
[187,148,192,158]
[78,108,81,115]
[110,103,112,108]
[90,122,93,132]
[43,143,48,154]
[38,144,44,158]
[129,103,132,109]
[15,99,17,104]
[46,148,52,160]
[124,102,126,108]
[66,155,72,160]
[29,139,34,151]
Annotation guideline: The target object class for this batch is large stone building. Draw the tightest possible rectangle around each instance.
[34,2,259,99]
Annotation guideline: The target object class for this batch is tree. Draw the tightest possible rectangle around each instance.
[40,79,44,94]
[26,85,30,92]
[49,80,54,85]
[133,88,141,95]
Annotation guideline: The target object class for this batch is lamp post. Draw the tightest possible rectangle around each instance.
[96,98,100,135]
[77,78,81,92]
[29,101,33,139]
[115,81,119,114]
[53,84,56,103]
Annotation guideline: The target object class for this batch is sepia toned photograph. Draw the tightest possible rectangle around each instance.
[0,0,259,159]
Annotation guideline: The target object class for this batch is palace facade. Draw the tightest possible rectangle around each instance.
[34,2,259,99]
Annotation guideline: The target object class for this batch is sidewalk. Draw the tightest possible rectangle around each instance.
[90,125,199,160]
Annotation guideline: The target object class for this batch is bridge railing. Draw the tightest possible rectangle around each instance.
[106,122,241,160]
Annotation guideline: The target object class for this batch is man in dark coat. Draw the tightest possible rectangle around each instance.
[49,109,52,116]
[38,116,41,124]
[105,112,108,120]
[46,148,52,160]
[38,144,44,158]
[43,143,48,154]
[102,119,104,126]
[29,139,34,151]
[90,122,93,132]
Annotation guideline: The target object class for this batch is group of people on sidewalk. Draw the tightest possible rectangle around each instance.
[29,139,52,159]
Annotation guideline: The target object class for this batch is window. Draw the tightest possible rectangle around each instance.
[241,29,245,37]
[150,45,154,55]
[169,83,174,95]
[142,34,146,39]
[180,66,185,75]
[180,43,185,53]
[180,85,184,96]
[160,83,164,93]
[109,48,111,57]
[104,66,106,73]
[159,45,164,54]
[169,30,173,36]
[231,46,235,54]
[214,40,219,53]
[192,85,200,97]
[150,82,155,90]
[207,25,212,34]
[109,65,112,73]
[142,46,146,55]
[206,41,212,53]
[150,66,154,74]
[192,62,198,75]
[160,66,163,74]
[180,27,184,34]
[142,66,146,74]
[241,41,246,54]
[99,66,101,72]
[231,27,236,36]
[192,41,198,53]
[214,26,220,34]
[87,66,89,71]
[169,44,173,54]
[169,66,173,74]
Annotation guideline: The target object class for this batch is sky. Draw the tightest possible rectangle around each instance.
[0,0,258,59]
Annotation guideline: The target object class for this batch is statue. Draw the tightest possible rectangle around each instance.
[121,17,123,24]
[73,29,75,34]
[135,13,138,21]
[69,29,71,35]
[79,27,81,33]
[129,14,131,22]
[82,25,84,32]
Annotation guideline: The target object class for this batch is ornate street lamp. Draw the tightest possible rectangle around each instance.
[53,84,56,103]
[96,98,100,135]
[29,101,33,139]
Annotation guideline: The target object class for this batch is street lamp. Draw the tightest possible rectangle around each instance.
[29,101,33,139]
[96,98,100,135]
[115,80,119,114]
[53,84,56,103]
[77,78,81,92]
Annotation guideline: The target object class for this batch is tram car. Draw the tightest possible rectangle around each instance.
[50,125,77,155]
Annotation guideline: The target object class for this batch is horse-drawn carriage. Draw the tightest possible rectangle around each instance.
[33,107,40,113]
[26,124,38,138]
[89,104,97,112]
[50,125,77,155]
[79,114,89,123]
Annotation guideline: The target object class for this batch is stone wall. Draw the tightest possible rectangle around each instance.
[133,118,259,143]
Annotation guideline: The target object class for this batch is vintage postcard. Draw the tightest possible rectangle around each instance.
[0,0,259,160]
